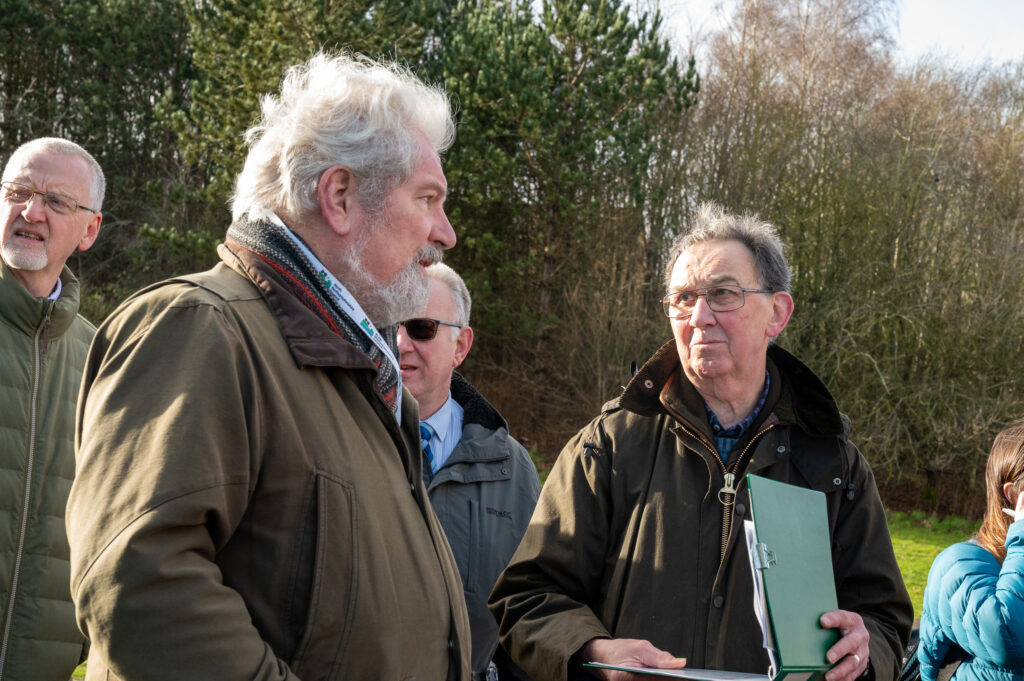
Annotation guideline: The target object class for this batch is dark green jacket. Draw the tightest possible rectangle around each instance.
[68,242,471,681]
[489,342,912,681]
[425,372,541,678]
[0,263,92,681]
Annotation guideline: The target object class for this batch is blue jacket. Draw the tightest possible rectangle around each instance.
[918,521,1024,681]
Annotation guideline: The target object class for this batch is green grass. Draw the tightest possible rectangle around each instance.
[887,510,980,617]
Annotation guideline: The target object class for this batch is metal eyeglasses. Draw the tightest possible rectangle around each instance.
[662,284,772,319]
[1,180,98,216]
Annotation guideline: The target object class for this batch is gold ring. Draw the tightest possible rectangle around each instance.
[853,653,862,664]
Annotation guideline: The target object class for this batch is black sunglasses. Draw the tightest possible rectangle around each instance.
[400,317,463,341]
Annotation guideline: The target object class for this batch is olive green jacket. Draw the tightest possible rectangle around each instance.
[490,342,912,681]
[68,242,471,681]
[0,263,91,681]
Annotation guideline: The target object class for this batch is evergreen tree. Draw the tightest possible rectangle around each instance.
[0,0,192,316]
[424,0,699,429]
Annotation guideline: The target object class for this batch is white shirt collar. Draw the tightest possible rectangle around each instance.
[48,276,62,301]
[423,392,456,440]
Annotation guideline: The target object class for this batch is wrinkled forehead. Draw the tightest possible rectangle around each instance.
[670,238,760,289]
[3,150,92,198]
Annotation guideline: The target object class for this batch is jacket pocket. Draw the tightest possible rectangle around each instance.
[450,497,479,594]
[290,471,358,679]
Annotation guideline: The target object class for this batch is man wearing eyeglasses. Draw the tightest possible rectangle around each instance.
[490,204,912,681]
[397,263,541,681]
[66,54,473,681]
[0,137,103,681]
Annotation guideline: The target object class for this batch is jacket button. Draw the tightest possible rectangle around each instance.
[776,445,786,454]
[735,503,746,516]
[713,595,724,608]
[448,639,455,651]
[833,477,842,486]
[501,466,509,475]
[644,379,654,389]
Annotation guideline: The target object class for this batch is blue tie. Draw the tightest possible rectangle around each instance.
[419,422,436,472]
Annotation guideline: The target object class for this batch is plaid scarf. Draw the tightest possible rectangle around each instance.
[226,217,401,416]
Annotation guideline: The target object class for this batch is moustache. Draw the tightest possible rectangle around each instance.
[414,244,444,268]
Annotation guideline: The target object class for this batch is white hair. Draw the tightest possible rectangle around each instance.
[426,262,471,327]
[665,202,792,294]
[232,52,455,223]
[5,137,105,211]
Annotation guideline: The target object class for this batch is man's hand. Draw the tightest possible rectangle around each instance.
[820,610,870,681]
[581,638,685,681]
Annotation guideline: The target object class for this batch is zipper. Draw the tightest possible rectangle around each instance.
[0,303,52,677]
[664,406,732,561]
[665,399,778,568]
[714,423,776,565]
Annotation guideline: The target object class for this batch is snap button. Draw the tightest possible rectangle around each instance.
[735,503,746,516]
[643,379,654,389]
[776,445,786,453]
[833,477,842,486]
[501,466,509,475]
[713,595,724,608]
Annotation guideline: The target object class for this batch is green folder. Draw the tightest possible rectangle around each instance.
[746,473,839,681]
[583,474,838,681]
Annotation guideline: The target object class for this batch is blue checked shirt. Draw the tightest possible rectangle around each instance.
[704,371,770,464]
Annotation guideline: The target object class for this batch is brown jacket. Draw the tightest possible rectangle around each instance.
[489,342,912,681]
[68,242,471,681]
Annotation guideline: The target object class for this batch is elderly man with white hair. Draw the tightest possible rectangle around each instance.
[67,53,471,681]
[1,136,103,681]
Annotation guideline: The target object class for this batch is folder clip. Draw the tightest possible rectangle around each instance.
[754,542,777,570]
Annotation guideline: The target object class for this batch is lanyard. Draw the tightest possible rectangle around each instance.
[272,214,403,421]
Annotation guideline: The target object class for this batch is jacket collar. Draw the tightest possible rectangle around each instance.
[428,373,514,484]
[219,240,381,373]
[450,371,507,431]
[0,260,82,338]
[618,340,845,438]
[220,241,424,438]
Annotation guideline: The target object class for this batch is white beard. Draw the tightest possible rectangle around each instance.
[337,228,441,328]
[1,239,47,272]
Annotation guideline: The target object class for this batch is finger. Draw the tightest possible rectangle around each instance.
[642,654,685,670]
[825,633,868,670]
[824,653,866,681]
[638,646,686,669]
[820,610,859,631]
[826,637,869,667]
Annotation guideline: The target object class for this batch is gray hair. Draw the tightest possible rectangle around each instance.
[426,263,471,327]
[5,137,105,211]
[664,202,792,293]
[232,52,455,223]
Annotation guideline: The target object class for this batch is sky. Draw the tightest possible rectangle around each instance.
[661,0,1024,66]
[897,0,1024,65]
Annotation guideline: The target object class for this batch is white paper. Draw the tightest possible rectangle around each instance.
[583,663,768,681]
[745,519,778,678]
